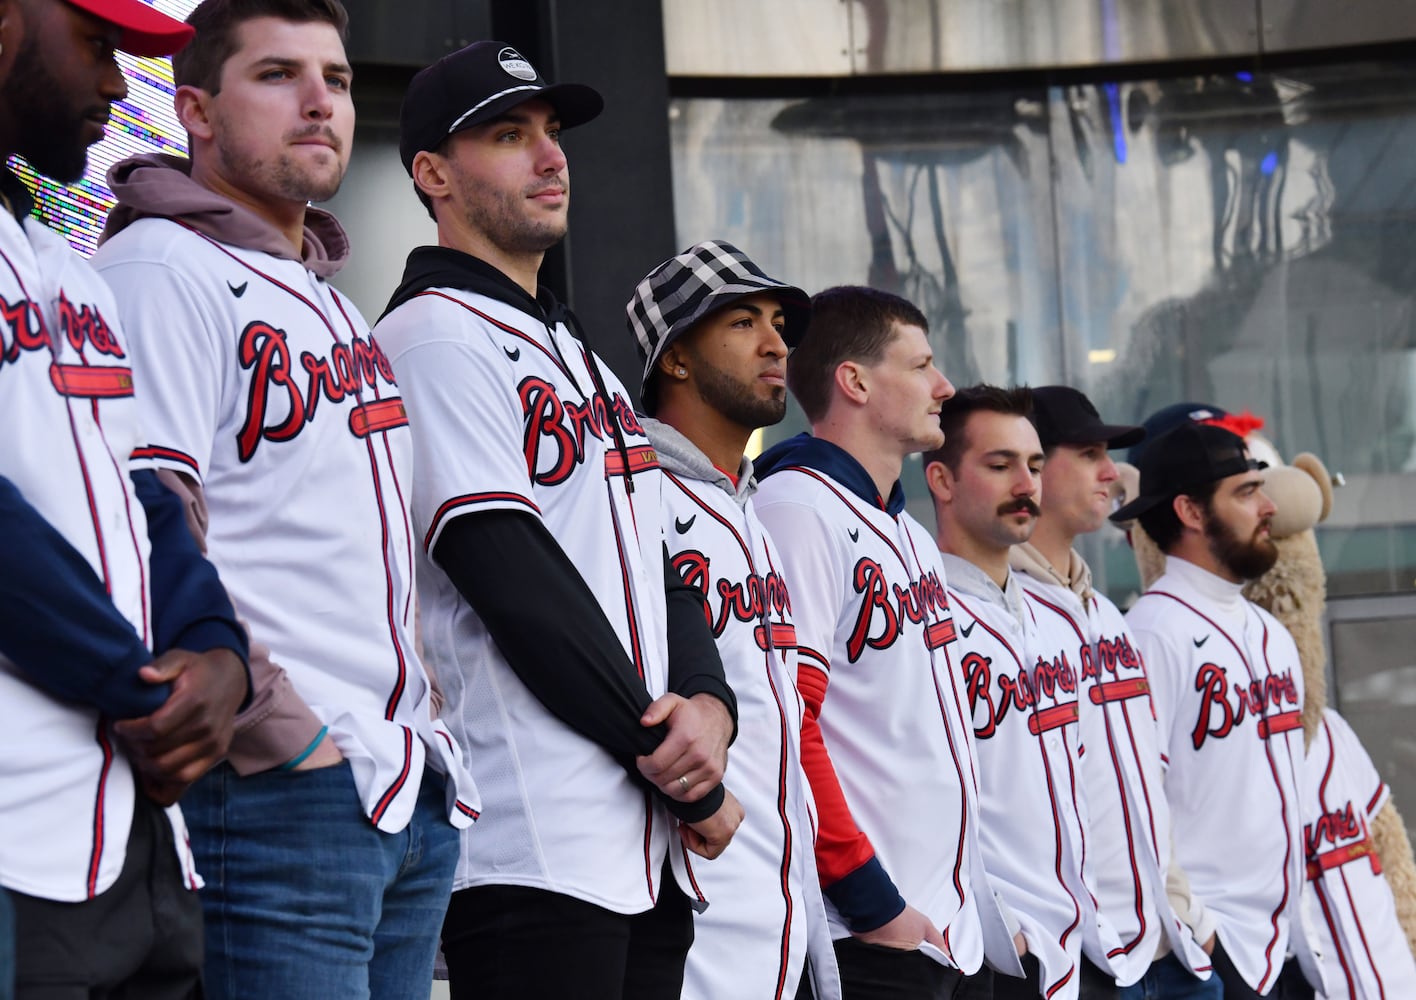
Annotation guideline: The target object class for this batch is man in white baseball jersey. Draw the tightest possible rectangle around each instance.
[90,1,481,996]
[1115,423,1322,999]
[1304,709,1416,999]
[754,287,1020,999]
[925,385,1121,1000]
[1008,386,1220,1000]
[625,240,842,1000]
[374,41,742,1000]
[0,1,253,995]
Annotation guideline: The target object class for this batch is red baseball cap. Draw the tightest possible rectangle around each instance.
[66,0,196,57]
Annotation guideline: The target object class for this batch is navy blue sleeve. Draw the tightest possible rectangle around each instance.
[131,470,250,706]
[0,474,167,717]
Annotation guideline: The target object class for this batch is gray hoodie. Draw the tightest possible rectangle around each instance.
[641,416,758,506]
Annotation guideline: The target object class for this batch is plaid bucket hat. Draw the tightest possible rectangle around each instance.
[626,241,809,412]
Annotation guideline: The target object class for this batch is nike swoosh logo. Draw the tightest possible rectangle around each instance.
[848,528,860,542]
[1193,635,1210,648]
[675,515,696,534]
[504,345,521,361]
[960,620,977,638]
[227,280,248,298]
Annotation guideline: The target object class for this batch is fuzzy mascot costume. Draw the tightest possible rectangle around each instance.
[1116,403,1416,994]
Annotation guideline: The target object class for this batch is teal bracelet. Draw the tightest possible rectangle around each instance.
[278,726,329,771]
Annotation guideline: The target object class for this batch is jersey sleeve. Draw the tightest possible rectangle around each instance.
[755,488,905,931]
[376,309,539,552]
[93,256,229,483]
[1325,709,1390,819]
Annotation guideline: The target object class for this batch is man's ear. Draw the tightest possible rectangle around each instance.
[174,85,216,143]
[657,342,689,382]
[924,459,953,505]
[411,149,452,205]
[1174,492,1206,533]
[834,360,869,406]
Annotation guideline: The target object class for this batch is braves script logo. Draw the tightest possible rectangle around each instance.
[845,558,948,662]
[673,549,792,641]
[1305,803,1361,858]
[1079,633,1142,682]
[964,648,1079,739]
[1191,663,1300,750]
[237,320,398,461]
[518,375,644,486]
[1,290,124,364]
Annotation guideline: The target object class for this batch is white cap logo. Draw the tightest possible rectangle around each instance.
[498,47,538,82]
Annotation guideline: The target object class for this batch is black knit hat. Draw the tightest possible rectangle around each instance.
[399,41,603,174]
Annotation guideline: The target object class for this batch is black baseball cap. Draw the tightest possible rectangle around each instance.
[399,41,604,174]
[1110,422,1267,522]
[1030,386,1144,450]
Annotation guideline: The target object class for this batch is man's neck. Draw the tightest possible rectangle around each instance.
[1028,517,1076,578]
[438,221,543,297]
[190,161,307,256]
[939,530,1011,590]
[656,396,751,477]
[811,420,903,502]
[1169,535,1242,584]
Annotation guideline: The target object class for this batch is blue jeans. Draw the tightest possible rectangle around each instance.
[1119,952,1224,1000]
[182,761,459,1000]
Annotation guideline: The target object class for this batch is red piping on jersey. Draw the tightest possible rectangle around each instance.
[418,291,574,380]
[952,590,1085,966]
[132,445,201,478]
[642,791,656,903]
[1146,590,1296,992]
[370,725,413,826]
[604,485,646,681]
[665,474,802,996]
[1026,586,1151,956]
[781,467,912,573]
[425,492,540,552]
[86,721,115,898]
[1312,716,1386,996]
[181,227,417,732]
[1,252,117,601]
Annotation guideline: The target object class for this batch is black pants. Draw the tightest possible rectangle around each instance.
[1211,940,1315,1000]
[981,951,1118,999]
[823,938,989,999]
[8,795,203,1000]
[442,860,693,1000]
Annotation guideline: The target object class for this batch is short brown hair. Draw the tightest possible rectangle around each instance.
[923,384,1034,473]
[785,286,928,423]
[175,0,349,94]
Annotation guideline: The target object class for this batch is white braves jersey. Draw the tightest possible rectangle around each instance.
[1304,709,1416,999]
[93,219,477,835]
[0,205,198,902]
[1015,570,1213,986]
[374,285,696,913]
[1126,556,1322,995]
[944,556,1117,999]
[754,467,1010,973]
[647,426,840,1000]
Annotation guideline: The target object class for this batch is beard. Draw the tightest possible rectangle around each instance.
[1205,509,1279,581]
[2,35,99,182]
[458,173,568,255]
[213,123,347,206]
[688,350,786,432]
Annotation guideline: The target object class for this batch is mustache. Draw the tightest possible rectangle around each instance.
[998,498,1041,517]
[287,124,342,151]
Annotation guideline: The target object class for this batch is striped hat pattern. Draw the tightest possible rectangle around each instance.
[626,240,810,411]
